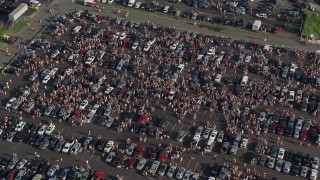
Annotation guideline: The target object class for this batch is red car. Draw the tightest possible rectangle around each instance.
[126,158,138,169]
[269,123,277,133]
[7,169,18,180]
[79,48,88,57]
[276,126,284,135]
[300,129,308,141]
[93,170,103,180]
[251,41,258,50]
[317,122,320,130]
[134,145,145,157]
[158,149,168,161]
[274,26,282,34]
[138,112,148,124]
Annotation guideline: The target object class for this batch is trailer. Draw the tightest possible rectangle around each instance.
[8,3,28,22]
[252,20,261,31]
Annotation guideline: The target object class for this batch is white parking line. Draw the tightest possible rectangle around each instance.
[185,160,191,170]
[80,151,88,159]
[178,124,184,132]
[170,123,177,135]
[193,162,199,171]
[96,156,101,162]
[164,121,171,131]
[89,153,95,160]
[200,165,205,176]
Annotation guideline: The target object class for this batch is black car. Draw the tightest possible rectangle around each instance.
[97,140,107,152]
[139,124,148,134]
[284,126,294,137]
[49,137,59,150]
[131,123,142,133]
[0,158,10,169]
[290,165,300,176]
[285,150,294,162]
[34,135,45,147]
[302,154,312,166]
[30,124,41,134]
[310,127,318,140]
[30,160,41,174]
[38,163,50,175]
[157,116,168,128]
[24,134,37,145]
[13,132,25,142]
[293,152,303,165]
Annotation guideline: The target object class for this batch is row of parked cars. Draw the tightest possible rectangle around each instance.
[103,0,277,33]
[255,140,319,179]
[0,157,104,180]
[240,105,320,143]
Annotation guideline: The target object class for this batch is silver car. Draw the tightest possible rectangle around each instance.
[176,131,187,142]
[7,157,19,169]
[167,165,177,178]
[283,161,291,173]
[176,167,186,180]
[47,164,59,177]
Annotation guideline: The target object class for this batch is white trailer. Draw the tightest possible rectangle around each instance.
[84,0,94,5]
[8,3,28,22]
[252,20,261,31]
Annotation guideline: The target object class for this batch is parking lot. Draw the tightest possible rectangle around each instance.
[0,2,319,179]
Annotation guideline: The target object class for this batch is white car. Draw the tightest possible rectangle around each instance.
[136,158,147,171]
[51,50,60,58]
[105,152,116,163]
[202,128,211,139]
[104,106,112,117]
[258,112,266,122]
[105,87,114,95]
[15,167,27,179]
[42,74,51,84]
[163,6,170,13]
[131,42,139,50]
[15,121,26,132]
[275,159,283,172]
[104,141,114,153]
[283,161,291,173]
[300,166,308,178]
[267,157,276,168]
[16,159,28,169]
[183,170,193,179]
[176,167,186,180]
[277,148,285,160]
[126,143,137,156]
[105,117,115,128]
[312,157,319,169]
[170,43,179,50]
[244,55,252,63]
[290,63,297,72]
[208,130,218,142]
[107,0,114,4]
[256,13,268,18]
[45,123,55,135]
[62,140,75,153]
[166,165,177,177]
[79,100,89,110]
[91,104,100,114]
[6,97,16,108]
[240,138,248,148]
[84,112,94,123]
[217,131,224,143]
[310,169,318,180]
[134,2,141,8]
[143,43,151,52]
[47,165,59,177]
[168,90,175,100]
[37,124,48,135]
[215,74,222,83]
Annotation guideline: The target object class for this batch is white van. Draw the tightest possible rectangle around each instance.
[73,26,81,34]
[148,161,160,175]
[127,0,135,7]
[240,76,248,86]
